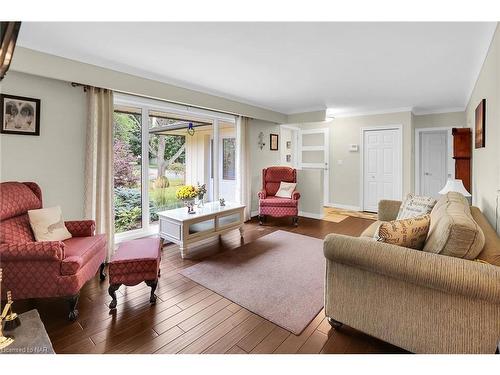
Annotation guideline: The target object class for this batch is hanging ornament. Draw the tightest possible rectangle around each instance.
[187,122,195,136]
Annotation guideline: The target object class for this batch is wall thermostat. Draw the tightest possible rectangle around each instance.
[349,144,359,152]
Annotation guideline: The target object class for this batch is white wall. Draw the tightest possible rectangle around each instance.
[413,111,466,129]
[247,119,281,213]
[0,71,87,219]
[11,47,287,124]
[465,24,500,231]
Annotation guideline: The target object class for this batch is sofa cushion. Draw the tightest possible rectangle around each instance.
[360,221,382,238]
[375,215,430,250]
[0,182,42,221]
[259,197,298,207]
[471,206,500,267]
[397,194,436,219]
[423,192,485,259]
[61,234,106,275]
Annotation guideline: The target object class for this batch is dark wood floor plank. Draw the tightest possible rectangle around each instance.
[236,320,276,353]
[203,315,263,354]
[153,293,222,335]
[297,330,329,354]
[179,309,253,354]
[177,297,232,332]
[13,217,407,354]
[273,309,325,354]
[152,308,235,354]
[250,326,290,354]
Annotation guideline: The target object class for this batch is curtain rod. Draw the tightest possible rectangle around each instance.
[71,82,254,121]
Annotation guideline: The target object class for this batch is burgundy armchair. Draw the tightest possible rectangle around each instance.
[0,182,107,320]
[258,167,301,226]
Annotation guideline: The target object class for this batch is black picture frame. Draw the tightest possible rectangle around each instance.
[270,133,279,150]
[0,94,41,136]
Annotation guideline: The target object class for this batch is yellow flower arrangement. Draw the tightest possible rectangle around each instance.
[175,185,198,200]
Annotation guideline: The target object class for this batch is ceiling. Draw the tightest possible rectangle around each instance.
[17,22,496,116]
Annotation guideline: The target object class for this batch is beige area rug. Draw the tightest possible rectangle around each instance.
[180,230,324,335]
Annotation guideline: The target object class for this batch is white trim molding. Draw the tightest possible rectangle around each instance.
[250,210,324,220]
[325,202,362,211]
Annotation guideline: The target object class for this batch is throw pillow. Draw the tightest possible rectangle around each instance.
[275,181,297,198]
[375,214,431,250]
[397,194,437,219]
[28,206,72,242]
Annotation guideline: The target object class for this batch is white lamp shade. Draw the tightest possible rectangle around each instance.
[438,179,471,197]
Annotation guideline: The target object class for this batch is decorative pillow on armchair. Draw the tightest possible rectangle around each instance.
[375,214,431,250]
[396,194,437,219]
[28,206,72,242]
[275,182,297,198]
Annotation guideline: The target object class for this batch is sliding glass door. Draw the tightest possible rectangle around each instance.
[113,94,237,241]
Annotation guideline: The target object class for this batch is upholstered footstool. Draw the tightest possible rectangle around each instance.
[108,237,162,309]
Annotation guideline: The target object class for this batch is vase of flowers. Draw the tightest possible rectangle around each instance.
[196,183,207,208]
[176,185,198,214]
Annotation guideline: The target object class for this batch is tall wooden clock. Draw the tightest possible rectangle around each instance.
[452,128,472,194]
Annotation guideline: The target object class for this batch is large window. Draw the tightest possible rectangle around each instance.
[113,94,238,240]
[113,108,142,234]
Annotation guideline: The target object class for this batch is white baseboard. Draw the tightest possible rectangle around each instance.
[326,202,362,211]
[250,210,324,220]
[299,211,324,220]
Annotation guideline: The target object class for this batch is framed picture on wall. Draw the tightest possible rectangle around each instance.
[270,133,279,150]
[0,94,41,136]
[475,98,485,148]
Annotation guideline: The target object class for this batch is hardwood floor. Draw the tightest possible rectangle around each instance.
[14,216,406,354]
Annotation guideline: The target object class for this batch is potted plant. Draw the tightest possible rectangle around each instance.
[175,185,198,214]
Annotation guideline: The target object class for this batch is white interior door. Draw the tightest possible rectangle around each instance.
[420,131,448,198]
[363,128,402,212]
[298,128,329,204]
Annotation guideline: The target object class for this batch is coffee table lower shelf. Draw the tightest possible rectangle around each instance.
[158,202,245,258]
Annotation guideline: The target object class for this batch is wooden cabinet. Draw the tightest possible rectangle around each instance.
[452,128,472,194]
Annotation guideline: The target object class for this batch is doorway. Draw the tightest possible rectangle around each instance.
[361,126,403,212]
[415,128,454,198]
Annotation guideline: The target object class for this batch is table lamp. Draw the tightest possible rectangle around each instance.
[439,179,472,204]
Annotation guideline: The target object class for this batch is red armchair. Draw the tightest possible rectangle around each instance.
[258,167,301,226]
[0,182,107,320]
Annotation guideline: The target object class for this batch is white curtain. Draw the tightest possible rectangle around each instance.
[236,116,251,221]
[84,87,115,260]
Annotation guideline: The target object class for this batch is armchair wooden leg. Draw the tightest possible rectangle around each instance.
[292,216,299,226]
[99,262,107,281]
[108,284,120,309]
[496,341,499,354]
[66,293,80,321]
[327,316,343,329]
[145,280,158,305]
[258,215,264,225]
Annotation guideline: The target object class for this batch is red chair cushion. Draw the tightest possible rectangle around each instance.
[0,182,42,220]
[0,214,36,244]
[61,234,106,275]
[259,197,298,207]
[108,238,161,286]
[263,167,296,196]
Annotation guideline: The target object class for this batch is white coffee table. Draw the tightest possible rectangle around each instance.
[158,201,245,258]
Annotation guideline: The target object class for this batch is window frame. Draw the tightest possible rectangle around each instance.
[113,93,236,243]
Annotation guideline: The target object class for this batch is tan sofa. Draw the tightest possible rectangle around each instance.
[323,193,500,353]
